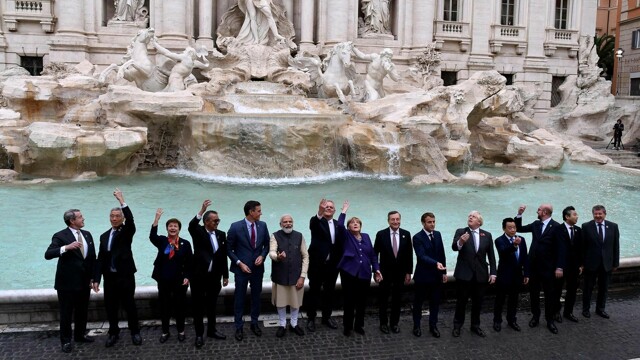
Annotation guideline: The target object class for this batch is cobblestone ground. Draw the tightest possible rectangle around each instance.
[1,288,639,360]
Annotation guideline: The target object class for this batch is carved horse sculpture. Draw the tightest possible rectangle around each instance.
[99,28,169,92]
[289,42,357,103]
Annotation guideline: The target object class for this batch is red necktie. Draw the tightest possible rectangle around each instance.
[251,223,256,249]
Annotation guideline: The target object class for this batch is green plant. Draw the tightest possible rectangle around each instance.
[594,34,615,80]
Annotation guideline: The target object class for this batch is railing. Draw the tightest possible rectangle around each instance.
[489,24,527,54]
[2,0,55,33]
[434,20,471,51]
[544,28,579,57]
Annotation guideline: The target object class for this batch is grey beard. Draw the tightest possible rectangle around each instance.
[281,227,293,234]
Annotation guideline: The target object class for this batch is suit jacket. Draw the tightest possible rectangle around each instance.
[374,227,413,280]
[581,220,620,273]
[227,218,269,275]
[149,225,193,283]
[188,215,229,280]
[308,213,345,268]
[412,229,446,284]
[452,227,496,283]
[515,216,563,278]
[553,224,583,276]
[494,234,529,286]
[95,206,137,283]
[45,228,96,291]
[336,214,379,280]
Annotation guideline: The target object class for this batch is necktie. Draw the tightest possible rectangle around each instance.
[210,232,218,253]
[250,223,256,249]
[76,231,86,258]
[511,237,518,261]
[428,233,434,244]
[392,232,398,258]
[473,230,478,252]
[570,227,574,245]
[597,223,604,243]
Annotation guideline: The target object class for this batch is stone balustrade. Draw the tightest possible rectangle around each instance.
[544,27,579,57]
[489,24,527,55]
[434,20,471,52]
[2,0,55,33]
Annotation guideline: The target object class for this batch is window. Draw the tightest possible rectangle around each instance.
[20,56,43,76]
[441,71,458,86]
[555,0,569,29]
[501,0,516,26]
[632,30,640,50]
[631,73,640,96]
[444,0,459,22]
[501,73,514,85]
[551,76,566,107]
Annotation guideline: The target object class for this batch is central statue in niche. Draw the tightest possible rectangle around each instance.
[236,0,286,45]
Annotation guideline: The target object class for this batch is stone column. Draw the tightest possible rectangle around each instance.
[216,0,230,31]
[299,0,316,51]
[399,0,413,51]
[467,0,493,70]
[160,1,188,41]
[282,0,294,23]
[522,0,550,121]
[412,0,435,49]
[325,0,349,44]
[56,0,85,36]
[49,0,88,63]
[198,0,214,48]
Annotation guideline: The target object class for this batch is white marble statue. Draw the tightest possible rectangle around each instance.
[113,0,145,22]
[289,42,357,103]
[352,47,400,102]
[152,40,210,92]
[237,0,286,45]
[359,0,391,36]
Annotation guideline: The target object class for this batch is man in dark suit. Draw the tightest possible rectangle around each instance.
[412,212,447,338]
[581,205,619,319]
[492,218,529,333]
[374,211,413,334]
[515,203,563,334]
[451,210,496,338]
[553,206,583,323]
[45,209,97,353]
[227,200,270,341]
[305,198,345,332]
[93,188,141,347]
[188,199,229,348]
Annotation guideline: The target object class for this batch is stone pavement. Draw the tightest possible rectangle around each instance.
[1,288,639,360]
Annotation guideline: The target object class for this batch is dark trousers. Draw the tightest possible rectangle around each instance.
[453,278,487,328]
[529,274,555,322]
[614,134,622,148]
[412,282,442,329]
[157,280,188,334]
[191,272,223,336]
[341,271,370,332]
[493,282,521,324]
[56,288,90,344]
[378,274,405,327]
[554,270,580,316]
[306,260,339,321]
[103,272,139,335]
[233,270,263,329]
[583,265,611,312]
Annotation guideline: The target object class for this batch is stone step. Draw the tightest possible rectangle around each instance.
[590,144,640,169]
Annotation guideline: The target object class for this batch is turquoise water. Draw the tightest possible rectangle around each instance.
[2,162,638,290]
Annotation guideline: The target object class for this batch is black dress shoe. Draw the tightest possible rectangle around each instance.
[177,333,186,342]
[290,325,305,336]
[195,336,204,348]
[105,334,119,348]
[391,325,400,334]
[306,318,316,332]
[582,310,591,318]
[452,327,461,337]
[208,330,226,340]
[132,334,143,346]
[61,343,73,353]
[493,322,501,332]
[74,335,94,343]
[470,326,486,337]
[234,329,244,341]
[159,333,170,344]
[354,327,365,335]
[529,318,539,328]
[429,327,440,338]
[379,324,390,334]
[564,313,579,322]
[276,326,286,338]
[508,322,521,332]
[413,327,422,337]
[322,317,338,329]
[596,310,610,319]
[250,324,262,337]
[547,322,558,334]
[554,312,563,323]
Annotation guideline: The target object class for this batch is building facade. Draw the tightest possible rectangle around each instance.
[0,0,598,115]
[614,0,640,96]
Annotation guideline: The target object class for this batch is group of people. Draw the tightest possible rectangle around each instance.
[45,192,620,353]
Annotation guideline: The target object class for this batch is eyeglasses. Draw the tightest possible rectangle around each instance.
[212,219,220,224]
